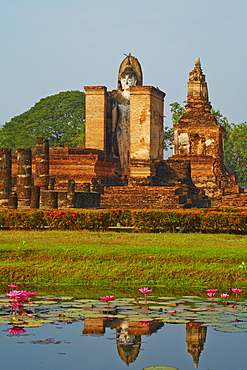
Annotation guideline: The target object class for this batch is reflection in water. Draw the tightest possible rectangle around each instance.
[83,317,164,365]
[4,293,247,369]
[186,323,207,368]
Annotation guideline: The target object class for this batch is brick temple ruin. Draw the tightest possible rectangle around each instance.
[0,55,246,209]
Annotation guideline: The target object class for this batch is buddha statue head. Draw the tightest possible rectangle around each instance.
[117,53,143,92]
[120,60,137,91]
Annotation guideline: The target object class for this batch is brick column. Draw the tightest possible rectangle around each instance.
[84,86,107,150]
[0,148,12,207]
[67,179,75,208]
[129,86,165,183]
[34,137,49,189]
[30,186,40,209]
[16,148,32,206]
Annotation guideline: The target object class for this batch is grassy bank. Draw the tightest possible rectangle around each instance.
[1,230,247,293]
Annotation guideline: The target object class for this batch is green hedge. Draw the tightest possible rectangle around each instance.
[0,208,247,234]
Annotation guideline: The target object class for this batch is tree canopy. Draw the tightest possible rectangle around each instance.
[0,91,85,152]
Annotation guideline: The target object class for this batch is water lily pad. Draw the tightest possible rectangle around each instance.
[143,366,179,369]
[214,325,247,333]
[0,316,10,324]
[235,323,247,329]
[33,300,57,305]
[74,299,97,303]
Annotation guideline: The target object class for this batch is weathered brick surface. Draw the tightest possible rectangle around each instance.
[12,147,120,190]
[101,186,189,209]
[0,148,12,207]
[84,86,107,151]
[34,137,49,189]
[171,59,237,199]
[212,193,247,208]
[40,190,100,209]
[129,86,165,161]
[16,148,32,206]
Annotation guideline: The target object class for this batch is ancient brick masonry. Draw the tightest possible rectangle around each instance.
[1,55,247,209]
[34,137,49,189]
[10,139,117,208]
[171,58,238,200]
[16,148,32,207]
[0,148,12,207]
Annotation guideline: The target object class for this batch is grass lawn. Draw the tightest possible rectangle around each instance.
[1,230,247,295]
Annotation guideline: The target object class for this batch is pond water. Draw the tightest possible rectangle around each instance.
[1,293,247,370]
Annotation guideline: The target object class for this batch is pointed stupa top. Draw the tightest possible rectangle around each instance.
[187,58,208,100]
[194,57,202,71]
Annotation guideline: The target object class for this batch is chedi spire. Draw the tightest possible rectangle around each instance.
[187,58,208,101]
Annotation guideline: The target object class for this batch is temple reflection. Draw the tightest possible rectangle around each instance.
[82,317,208,367]
[82,317,164,365]
[186,322,207,368]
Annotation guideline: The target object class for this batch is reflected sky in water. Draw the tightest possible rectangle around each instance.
[1,319,247,370]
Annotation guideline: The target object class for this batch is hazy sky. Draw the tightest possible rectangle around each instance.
[1,0,247,127]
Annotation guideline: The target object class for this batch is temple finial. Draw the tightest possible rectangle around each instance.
[194,57,201,69]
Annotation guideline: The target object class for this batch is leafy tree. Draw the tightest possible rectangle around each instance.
[170,101,185,125]
[0,91,85,152]
[164,126,173,151]
[223,122,247,185]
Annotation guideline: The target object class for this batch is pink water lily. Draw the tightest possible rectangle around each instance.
[100,295,115,307]
[10,302,23,307]
[139,321,153,326]
[139,287,153,307]
[232,288,243,302]
[100,295,115,302]
[206,289,218,293]
[6,290,28,302]
[24,292,37,298]
[139,287,153,294]
[231,288,243,294]
[8,284,18,288]
[220,293,229,299]
[8,326,26,335]
[207,292,216,298]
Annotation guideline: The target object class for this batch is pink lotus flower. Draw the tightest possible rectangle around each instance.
[25,291,37,298]
[206,289,218,293]
[100,295,115,307]
[139,287,153,294]
[231,288,243,294]
[100,295,115,302]
[6,290,29,302]
[8,284,18,288]
[232,288,243,302]
[207,292,216,298]
[139,287,153,307]
[8,326,26,335]
[10,302,23,307]
[139,321,153,326]
[220,293,229,299]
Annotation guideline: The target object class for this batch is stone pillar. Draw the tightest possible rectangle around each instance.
[67,179,75,208]
[84,86,107,150]
[8,193,17,209]
[30,186,40,209]
[41,191,58,209]
[16,148,32,206]
[34,137,49,189]
[82,183,91,193]
[129,86,165,182]
[0,148,12,207]
[48,178,55,190]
